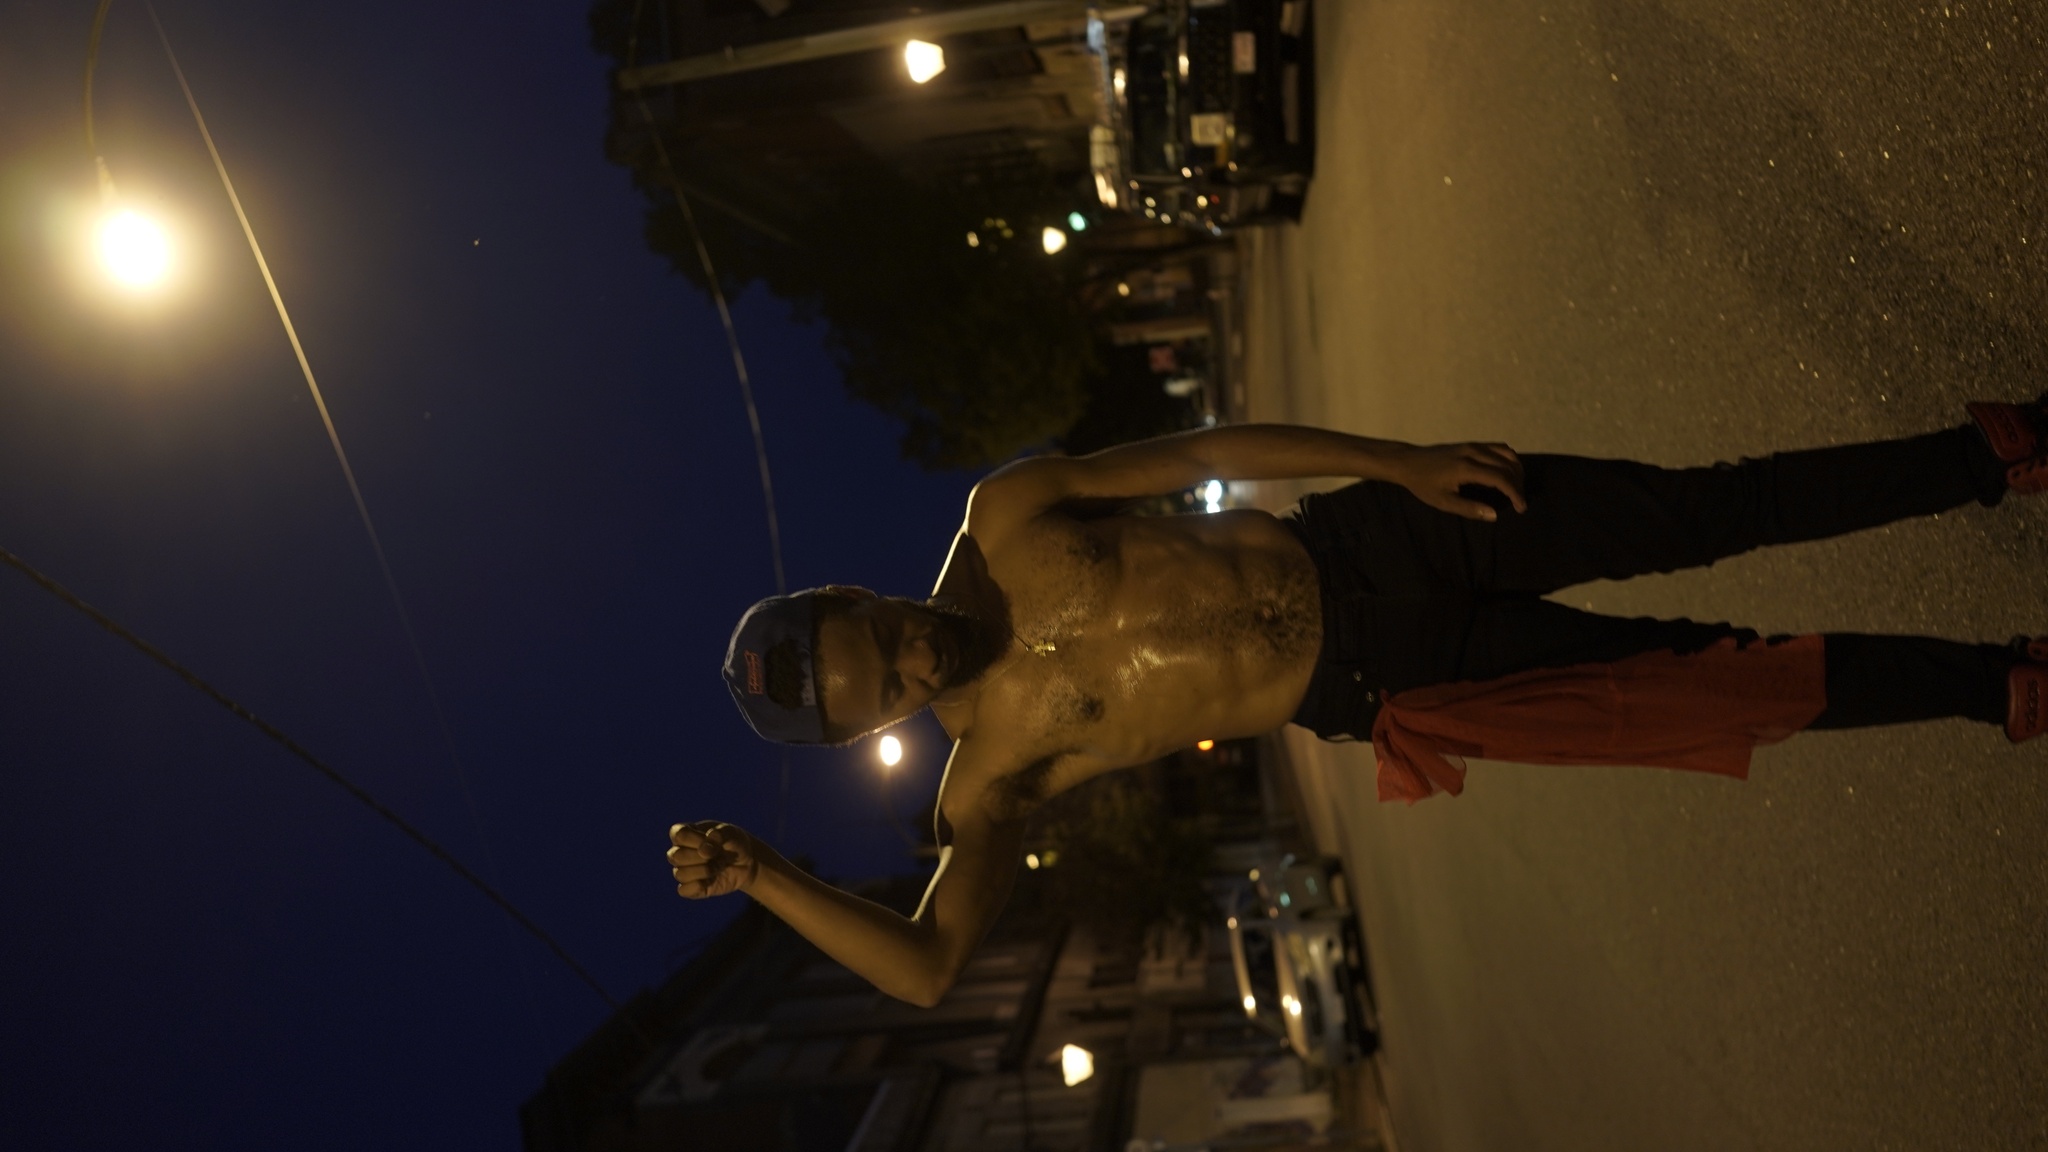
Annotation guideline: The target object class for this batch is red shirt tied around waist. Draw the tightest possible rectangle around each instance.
[1371,634,1830,804]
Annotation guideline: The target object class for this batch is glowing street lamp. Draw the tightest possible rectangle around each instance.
[1058,1043,1095,1087]
[904,40,946,83]
[85,6,176,298]
[1041,226,1068,255]
[96,207,172,291]
[877,733,904,768]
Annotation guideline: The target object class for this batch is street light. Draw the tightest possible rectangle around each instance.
[1058,1043,1095,1087]
[873,734,918,849]
[96,207,172,291]
[904,40,946,83]
[85,5,176,297]
[1041,226,1067,255]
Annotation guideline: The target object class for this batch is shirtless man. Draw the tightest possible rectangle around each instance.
[671,409,2048,1007]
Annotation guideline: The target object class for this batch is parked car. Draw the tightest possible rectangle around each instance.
[1226,863,1375,1067]
[1090,0,1316,232]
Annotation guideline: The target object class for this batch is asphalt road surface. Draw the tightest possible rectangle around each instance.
[1237,2,2048,1149]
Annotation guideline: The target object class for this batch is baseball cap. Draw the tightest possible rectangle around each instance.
[723,590,827,744]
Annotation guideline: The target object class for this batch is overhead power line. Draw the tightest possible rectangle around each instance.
[623,110,786,596]
[0,543,622,1011]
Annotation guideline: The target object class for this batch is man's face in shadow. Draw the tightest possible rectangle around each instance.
[813,589,1005,740]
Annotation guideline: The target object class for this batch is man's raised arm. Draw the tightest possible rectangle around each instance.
[668,769,1023,1007]
[970,423,1526,528]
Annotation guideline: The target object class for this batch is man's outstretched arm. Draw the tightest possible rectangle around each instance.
[973,423,1526,526]
[668,779,1024,1007]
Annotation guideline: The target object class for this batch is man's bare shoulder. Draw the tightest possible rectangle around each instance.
[963,457,1089,546]
[938,708,1139,836]
[933,719,1083,830]
[932,733,1025,839]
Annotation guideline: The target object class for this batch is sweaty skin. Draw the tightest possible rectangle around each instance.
[669,424,1524,1007]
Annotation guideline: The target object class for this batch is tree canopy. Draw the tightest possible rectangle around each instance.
[1027,770,1216,959]
[632,147,1104,469]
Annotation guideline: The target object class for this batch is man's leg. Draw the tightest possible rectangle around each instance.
[1294,425,2008,596]
[1809,633,2018,730]
[1366,595,1751,693]
[1294,594,1751,741]
[1291,593,2029,742]
[1444,600,2016,731]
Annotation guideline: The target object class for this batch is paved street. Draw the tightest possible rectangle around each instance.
[1238,2,2048,1148]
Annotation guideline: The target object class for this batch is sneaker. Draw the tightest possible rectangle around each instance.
[1967,395,2048,493]
[2005,636,2048,743]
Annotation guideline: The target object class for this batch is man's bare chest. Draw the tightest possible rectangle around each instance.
[986,519,1120,652]
[968,518,1248,755]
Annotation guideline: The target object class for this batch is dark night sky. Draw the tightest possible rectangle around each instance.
[0,1,966,1146]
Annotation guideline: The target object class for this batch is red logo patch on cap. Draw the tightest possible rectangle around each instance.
[744,650,765,695]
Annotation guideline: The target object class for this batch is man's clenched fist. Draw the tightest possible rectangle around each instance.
[667,822,759,899]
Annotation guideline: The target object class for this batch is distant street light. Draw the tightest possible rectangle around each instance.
[873,733,918,848]
[904,40,946,83]
[1066,211,1088,232]
[1041,226,1068,255]
[1058,1043,1095,1087]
